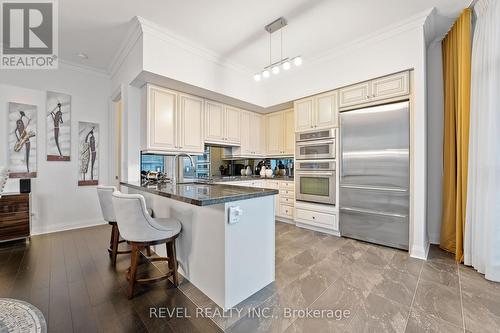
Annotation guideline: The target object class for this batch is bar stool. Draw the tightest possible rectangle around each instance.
[112,191,181,299]
[97,185,154,265]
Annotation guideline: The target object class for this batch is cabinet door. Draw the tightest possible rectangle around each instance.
[258,114,267,156]
[315,91,338,128]
[371,71,409,102]
[295,98,314,132]
[178,94,204,153]
[225,106,241,144]
[338,82,370,108]
[266,112,283,155]
[283,109,295,155]
[148,85,177,150]
[250,113,263,156]
[238,111,252,155]
[205,101,225,143]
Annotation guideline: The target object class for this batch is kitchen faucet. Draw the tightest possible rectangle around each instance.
[171,153,195,185]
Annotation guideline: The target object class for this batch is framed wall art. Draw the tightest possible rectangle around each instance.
[78,121,99,186]
[46,91,71,161]
[7,102,37,178]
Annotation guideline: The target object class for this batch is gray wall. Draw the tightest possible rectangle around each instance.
[426,41,444,244]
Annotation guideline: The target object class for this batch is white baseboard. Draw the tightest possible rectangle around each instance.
[31,219,107,236]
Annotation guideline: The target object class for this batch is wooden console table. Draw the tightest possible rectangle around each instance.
[0,193,31,242]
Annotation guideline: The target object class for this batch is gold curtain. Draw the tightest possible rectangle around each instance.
[440,9,472,262]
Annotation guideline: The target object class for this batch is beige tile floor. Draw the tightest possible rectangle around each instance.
[179,222,500,333]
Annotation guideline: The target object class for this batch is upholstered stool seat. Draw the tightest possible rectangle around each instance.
[112,191,182,299]
[97,185,154,265]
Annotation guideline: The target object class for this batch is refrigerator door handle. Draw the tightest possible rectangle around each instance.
[340,207,408,219]
[340,184,408,192]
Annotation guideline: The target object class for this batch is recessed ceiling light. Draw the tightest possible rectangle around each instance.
[76,52,88,59]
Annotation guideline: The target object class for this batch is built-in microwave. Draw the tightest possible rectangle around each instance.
[295,129,336,160]
[295,159,336,205]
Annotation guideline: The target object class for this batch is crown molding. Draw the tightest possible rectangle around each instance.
[136,16,253,75]
[108,16,143,78]
[59,59,110,79]
[306,8,434,67]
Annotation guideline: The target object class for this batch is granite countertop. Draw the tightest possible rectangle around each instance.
[212,175,294,182]
[120,181,279,206]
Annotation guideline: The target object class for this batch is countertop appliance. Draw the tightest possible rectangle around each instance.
[339,101,409,250]
[296,128,336,160]
[295,159,336,205]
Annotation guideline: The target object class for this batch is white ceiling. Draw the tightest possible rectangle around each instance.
[60,0,470,73]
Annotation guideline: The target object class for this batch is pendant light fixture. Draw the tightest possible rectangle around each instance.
[254,17,302,81]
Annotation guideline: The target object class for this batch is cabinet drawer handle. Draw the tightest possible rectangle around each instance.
[312,216,316,220]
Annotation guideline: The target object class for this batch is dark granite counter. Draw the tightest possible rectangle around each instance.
[120,181,279,206]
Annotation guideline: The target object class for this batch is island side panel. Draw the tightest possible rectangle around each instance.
[224,195,276,309]
[123,187,227,308]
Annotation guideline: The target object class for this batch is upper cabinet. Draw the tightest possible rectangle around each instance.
[339,71,409,108]
[295,98,313,132]
[295,91,338,132]
[143,85,204,154]
[266,109,294,156]
[146,85,177,151]
[225,106,241,144]
[233,111,264,157]
[205,101,241,145]
[315,91,338,129]
[178,93,204,153]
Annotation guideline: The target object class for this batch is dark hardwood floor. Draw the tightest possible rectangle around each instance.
[0,224,222,333]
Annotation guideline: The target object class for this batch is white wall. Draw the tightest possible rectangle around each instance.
[0,63,111,234]
[426,41,444,244]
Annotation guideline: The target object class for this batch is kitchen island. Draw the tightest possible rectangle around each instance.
[120,181,278,310]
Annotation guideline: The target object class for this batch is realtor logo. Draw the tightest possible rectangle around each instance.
[1,0,58,69]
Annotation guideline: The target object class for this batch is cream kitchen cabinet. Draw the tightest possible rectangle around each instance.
[266,109,294,156]
[232,111,264,157]
[178,93,204,153]
[338,82,371,108]
[339,71,409,108]
[204,101,241,145]
[294,91,338,131]
[294,98,314,132]
[221,179,295,223]
[143,85,204,154]
[283,109,295,155]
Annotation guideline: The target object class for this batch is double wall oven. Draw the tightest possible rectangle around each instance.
[295,129,336,205]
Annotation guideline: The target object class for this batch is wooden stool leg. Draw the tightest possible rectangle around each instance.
[146,246,152,257]
[127,245,139,299]
[111,225,119,266]
[166,240,179,286]
[108,225,114,256]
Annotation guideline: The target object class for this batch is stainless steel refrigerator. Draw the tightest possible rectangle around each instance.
[339,101,409,250]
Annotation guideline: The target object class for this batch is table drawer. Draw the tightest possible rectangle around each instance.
[295,208,337,229]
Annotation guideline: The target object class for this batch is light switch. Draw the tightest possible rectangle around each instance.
[228,206,243,224]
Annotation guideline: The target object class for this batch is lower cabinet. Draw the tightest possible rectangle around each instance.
[219,180,339,235]
[294,201,339,235]
[219,180,294,222]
